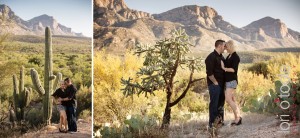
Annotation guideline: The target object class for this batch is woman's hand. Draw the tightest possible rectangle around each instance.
[54,98,61,104]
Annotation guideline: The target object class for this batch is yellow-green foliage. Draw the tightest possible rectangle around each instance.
[267,53,300,80]
[93,51,148,123]
[248,53,300,81]
[76,85,92,118]
[93,51,208,124]
[94,50,299,125]
[236,70,273,107]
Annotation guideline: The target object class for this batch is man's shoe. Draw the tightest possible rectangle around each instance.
[207,126,217,137]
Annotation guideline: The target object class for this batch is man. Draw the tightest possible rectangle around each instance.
[205,40,226,130]
[59,78,77,132]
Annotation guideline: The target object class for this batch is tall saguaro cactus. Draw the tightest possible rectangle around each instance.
[12,66,31,121]
[30,27,62,125]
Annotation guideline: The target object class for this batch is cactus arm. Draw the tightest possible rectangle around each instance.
[19,66,24,94]
[53,73,62,90]
[24,87,30,107]
[30,69,45,95]
[50,75,56,80]
[12,75,19,113]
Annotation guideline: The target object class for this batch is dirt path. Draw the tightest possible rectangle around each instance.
[21,119,92,138]
[169,113,299,138]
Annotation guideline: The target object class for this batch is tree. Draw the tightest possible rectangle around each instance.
[121,28,204,128]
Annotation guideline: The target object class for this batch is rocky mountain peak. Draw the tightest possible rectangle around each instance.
[0,5,83,36]
[0,4,11,13]
[28,14,59,31]
[93,1,300,51]
[153,5,224,29]
[0,4,16,20]
[244,16,290,39]
[94,0,127,11]
[94,0,152,27]
[245,16,282,28]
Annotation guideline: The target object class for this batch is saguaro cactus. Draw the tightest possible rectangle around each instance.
[12,66,31,121]
[30,27,62,125]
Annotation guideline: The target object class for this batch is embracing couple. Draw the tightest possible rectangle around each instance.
[52,78,78,133]
[205,40,242,131]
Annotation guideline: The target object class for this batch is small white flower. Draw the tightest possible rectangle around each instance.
[257,97,261,101]
[95,130,101,137]
[126,115,131,120]
[104,123,110,127]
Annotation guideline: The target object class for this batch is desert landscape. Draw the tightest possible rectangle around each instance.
[93,0,300,137]
[0,3,92,137]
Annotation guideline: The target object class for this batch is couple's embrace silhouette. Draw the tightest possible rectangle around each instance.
[205,40,242,135]
[52,78,77,133]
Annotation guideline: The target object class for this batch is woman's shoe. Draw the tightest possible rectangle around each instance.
[59,128,63,132]
[236,117,242,125]
[230,122,236,126]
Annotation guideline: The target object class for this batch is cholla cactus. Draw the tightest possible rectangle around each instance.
[121,28,204,128]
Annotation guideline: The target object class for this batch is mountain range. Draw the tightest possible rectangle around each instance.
[0,4,84,36]
[93,0,300,52]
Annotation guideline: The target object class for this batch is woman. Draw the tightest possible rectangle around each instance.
[52,81,68,132]
[221,40,242,125]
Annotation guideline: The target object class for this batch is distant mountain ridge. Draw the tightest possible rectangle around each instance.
[0,4,84,36]
[93,0,300,51]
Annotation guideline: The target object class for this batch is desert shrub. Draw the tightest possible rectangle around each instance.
[236,70,273,108]
[79,109,91,119]
[248,61,269,78]
[267,53,300,80]
[76,85,92,118]
[179,91,208,113]
[28,56,43,67]
[94,114,166,138]
[248,53,300,81]
[94,49,208,125]
[242,54,300,118]
[25,108,43,126]
[93,51,150,123]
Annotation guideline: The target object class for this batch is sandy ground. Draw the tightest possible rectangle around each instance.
[169,112,300,138]
[21,119,92,138]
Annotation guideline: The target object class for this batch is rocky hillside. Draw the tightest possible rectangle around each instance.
[94,0,300,52]
[0,4,83,36]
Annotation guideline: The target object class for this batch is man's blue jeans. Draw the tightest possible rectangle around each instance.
[208,84,224,127]
[66,105,77,132]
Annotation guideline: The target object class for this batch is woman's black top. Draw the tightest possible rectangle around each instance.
[224,52,240,83]
[52,88,67,105]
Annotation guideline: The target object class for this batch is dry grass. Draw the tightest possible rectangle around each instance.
[21,119,92,138]
[167,112,297,138]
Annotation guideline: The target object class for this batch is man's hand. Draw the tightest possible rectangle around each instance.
[208,75,219,86]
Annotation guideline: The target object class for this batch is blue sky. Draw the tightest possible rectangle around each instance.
[0,0,92,37]
[125,0,300,32]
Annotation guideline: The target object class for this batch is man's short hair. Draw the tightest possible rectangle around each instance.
[215,40,225,47]
[64,78,71,83]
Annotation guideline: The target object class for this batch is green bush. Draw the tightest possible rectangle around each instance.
[76,85,92,118]
[248,61,269,78]
[95,114,163,138]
